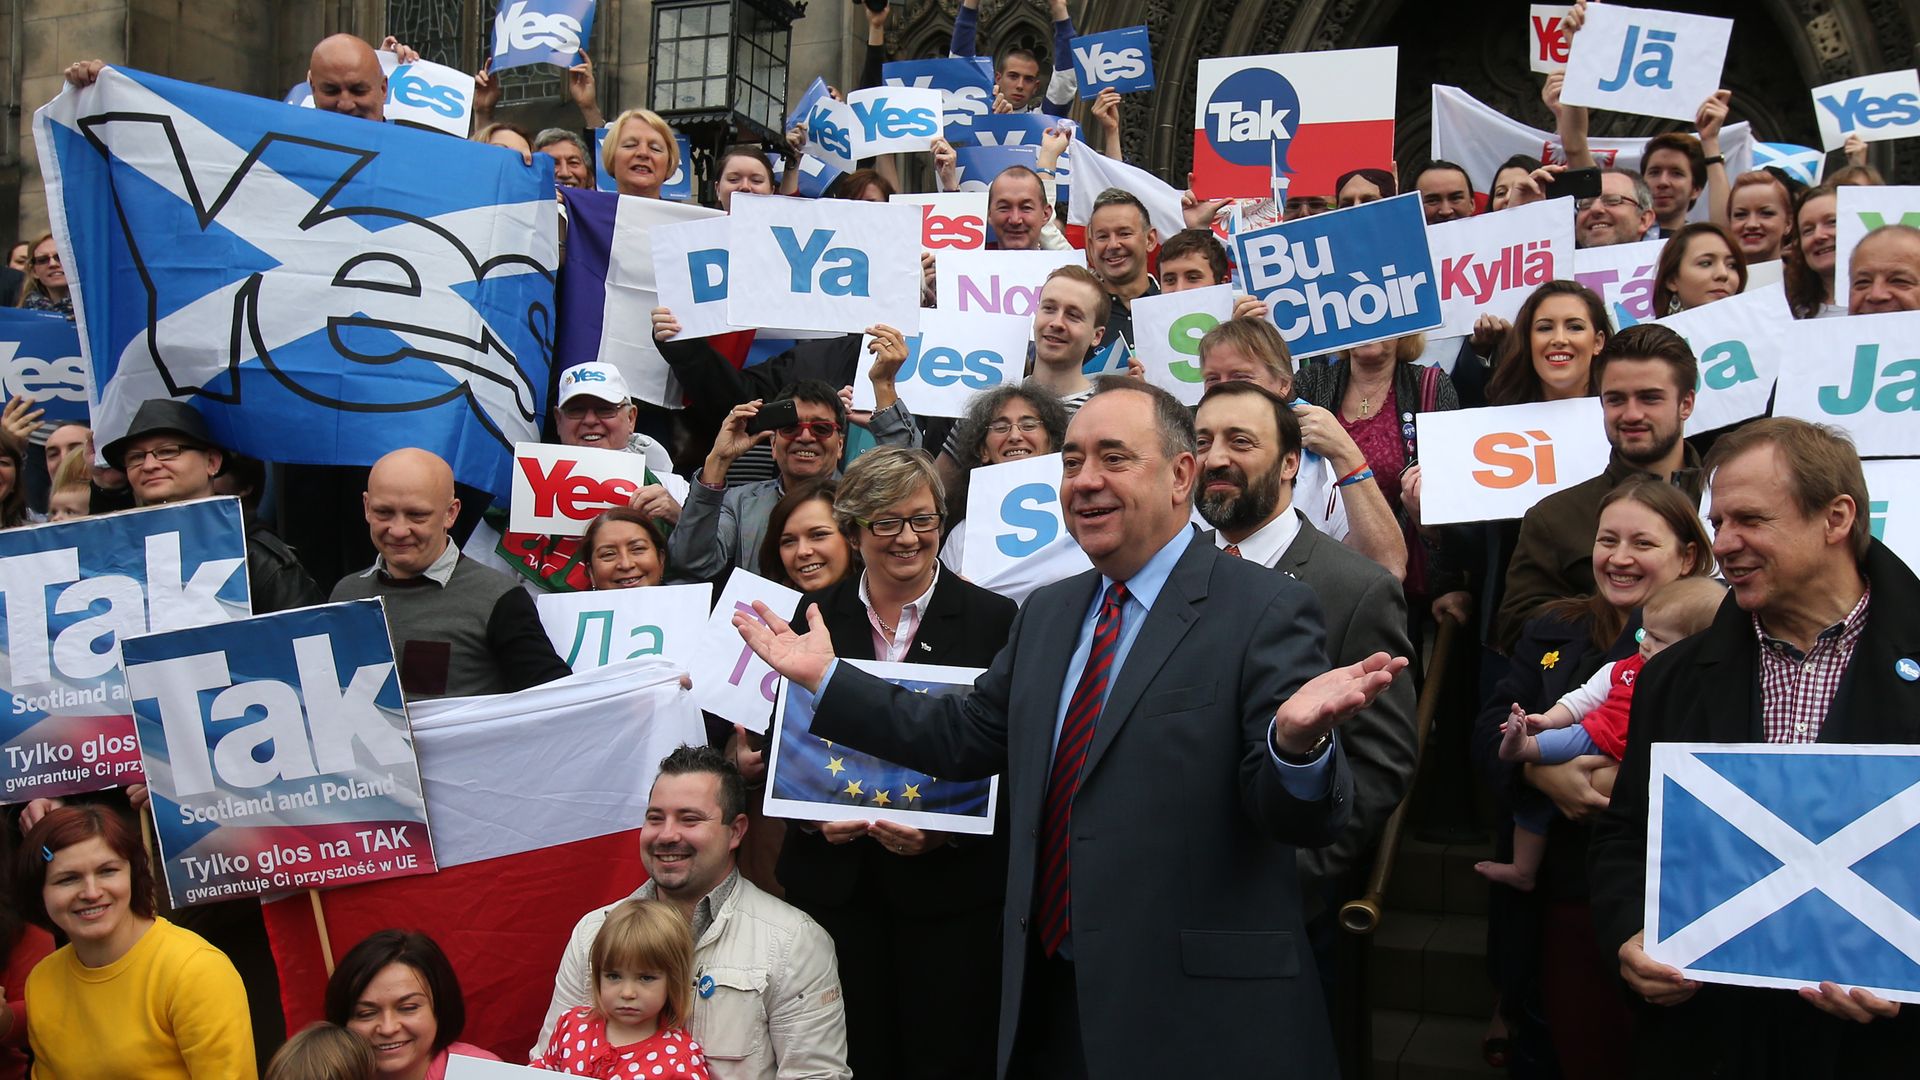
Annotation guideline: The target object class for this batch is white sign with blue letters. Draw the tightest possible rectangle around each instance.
[1775,310,1920,458]
[725,194,923,335]
[1814,70,1920,152]
[961,453,1093,604]
[852,309,1031,417]
[538,583,710,673]
[1652,285,1791,436]
[380,58,475,137]
[1561,4,1732,123]
[882,58,993,145]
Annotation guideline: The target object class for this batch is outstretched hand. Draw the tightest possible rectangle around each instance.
[733,602,837,693]
[1272,652,1410,755]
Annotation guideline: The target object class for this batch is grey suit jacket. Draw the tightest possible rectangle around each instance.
[1270,513,1420,907]
[811,529,1349,1078]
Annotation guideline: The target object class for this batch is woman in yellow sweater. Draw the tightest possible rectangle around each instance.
[15,805,254,1078]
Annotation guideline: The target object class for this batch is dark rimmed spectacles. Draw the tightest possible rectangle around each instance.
[855,513,943,536]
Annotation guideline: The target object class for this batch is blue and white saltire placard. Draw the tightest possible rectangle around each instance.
[1561,4,1732,123]
[771,152,840,200]
[1647,743,1920,1004]
[1813,70,1920,152]
[558,187,722,409]
[766,660,998,835]
[1070,26,1155,98]
[36,66,558,498]
[726,194,922,335]
[491,0,596,72]
[123,598,436,908]
[0,498,250,805]
[883,57,994,145]
[1753,141,1825,187]
[972,114,1074,203]
[0,310,89,423]
[1234,192,1442,359]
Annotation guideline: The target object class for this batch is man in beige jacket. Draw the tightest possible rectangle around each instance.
[536,746,850,1078]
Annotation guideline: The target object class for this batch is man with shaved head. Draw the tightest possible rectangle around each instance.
[1847,224,1920,315]
[307,33,390,120]
[331,447,571,698]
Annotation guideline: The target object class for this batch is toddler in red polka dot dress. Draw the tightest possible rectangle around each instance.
[530,899,710,1079]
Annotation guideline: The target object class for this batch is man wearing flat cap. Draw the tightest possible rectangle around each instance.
[102,399,323,614]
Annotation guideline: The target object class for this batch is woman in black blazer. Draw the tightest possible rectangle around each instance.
[781,446,1015,1080]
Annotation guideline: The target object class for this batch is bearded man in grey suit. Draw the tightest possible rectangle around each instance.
[735,377,1409,1079]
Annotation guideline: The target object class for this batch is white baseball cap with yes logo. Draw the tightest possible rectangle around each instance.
[556,362,632,407]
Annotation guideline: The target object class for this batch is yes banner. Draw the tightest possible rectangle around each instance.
[727,194,923,335]
[559,187,722,409]
[0,498,249,803]
[1775,310,1920,458]
[1813,70,1920,152]
[1646,743,1920,1004]
[491,0,595,72]
[1571,237,1666,329]
[791,86,944,171]
[688,568,802,733]
[123,598,435,908]
[0,310,88,424]
[1530,5,1571,74]
[1835,185,1920,297]
[1234,192,1441,360]
[853,309,1031,417]
[891,193,989,252]
[537,583,710,671]
[507,442,653,537]
[961,453,1093,605]
[382,58,479,137]
[1864,458,1920,569]
[936,248,1082,319]
[766,660,998,834]
[882,58,994,146]
[1428,197,1575,336]
[39,67,558,498]
[1070,26,1155,98]
[1430,85,1752,217]
[1652,286,1792,435]
[1414,397,1611,524]
[1131,284,1235,406]
[1562,4,1732,123]
[1193,47,1397,199]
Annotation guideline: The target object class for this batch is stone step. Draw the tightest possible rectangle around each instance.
[1382,837,1493,918]
[1366,911,1497,1020]
[1371,1009,1507,1080]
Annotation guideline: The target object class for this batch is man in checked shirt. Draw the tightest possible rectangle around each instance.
[1589,416,1920,1076]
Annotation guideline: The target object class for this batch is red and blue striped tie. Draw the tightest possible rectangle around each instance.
[1038,581,1127,957]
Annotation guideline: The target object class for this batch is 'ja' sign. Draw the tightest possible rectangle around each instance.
[1561,4,1732,123]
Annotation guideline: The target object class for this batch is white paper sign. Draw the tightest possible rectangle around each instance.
[1571,237,1666,330]
[1836,186,1920,304]
[936,248,1082,318]
[891,192,990,251]
[1652,285,1792,435]
[853,309,1031,417]
[1130,284,1235,406]
[1775,311,1920,458]
[651,216,736,339]
[1415,397,1612,524]
[598,195,726,408]
[961,453,1093,601]
[1530,4,1571,74]
[1428,198,1576,336]
[687,568,804,733]
[506,443,654,537]
[447,1060,551,1080]
[1864,458,1920,569]
[726,194,923,334]
[1562,5,1732,122]
[538,583,711,672]
[1813,70,1920,152]
[846,85,945,156]
[383,59,477,137]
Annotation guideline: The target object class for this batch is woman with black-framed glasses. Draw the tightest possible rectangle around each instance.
[774,445,1015,1080]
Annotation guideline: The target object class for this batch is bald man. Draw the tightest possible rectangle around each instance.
[331,448,571,698]
[63,33,415,123]
[1847,224,1920,315]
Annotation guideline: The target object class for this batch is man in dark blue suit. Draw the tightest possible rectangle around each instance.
[737,377,1407,1078]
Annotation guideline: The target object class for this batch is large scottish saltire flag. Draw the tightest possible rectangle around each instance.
[1647,743,1920,1003]
[35,67,558,497]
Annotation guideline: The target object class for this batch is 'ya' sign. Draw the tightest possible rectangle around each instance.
[1070,26,1155,98]
[853,309,1031,417]
[727,194,923,335]
[538,583,710,672]
[1561,4,1732,123]
[0,310,88,424]
[1775,310,1920,458]
[491,0,595,72]
[1130,284,1235,405]
[124,599,435,908]
[1234,192,1441,359]
[1415,397,1612,524]
[508,442,654,538]
[1814,70,1920,152]
[0,498,250,803]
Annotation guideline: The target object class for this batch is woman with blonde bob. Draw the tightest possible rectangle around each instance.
[602,109,680,199]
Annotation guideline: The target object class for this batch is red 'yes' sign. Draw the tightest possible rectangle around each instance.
[508,442,654,537]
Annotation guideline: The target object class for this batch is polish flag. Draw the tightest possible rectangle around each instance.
[1192,48,1398,201]
[264,659,705,1060]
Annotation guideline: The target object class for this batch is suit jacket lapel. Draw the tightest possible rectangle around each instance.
[1692,596,1762,741]
[1272,511,1315,576]
[909,571,968,664]
[827,580,879,662]
[1080,539,1211,780]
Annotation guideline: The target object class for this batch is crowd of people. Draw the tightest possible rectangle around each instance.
[2,0,1918,1077]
